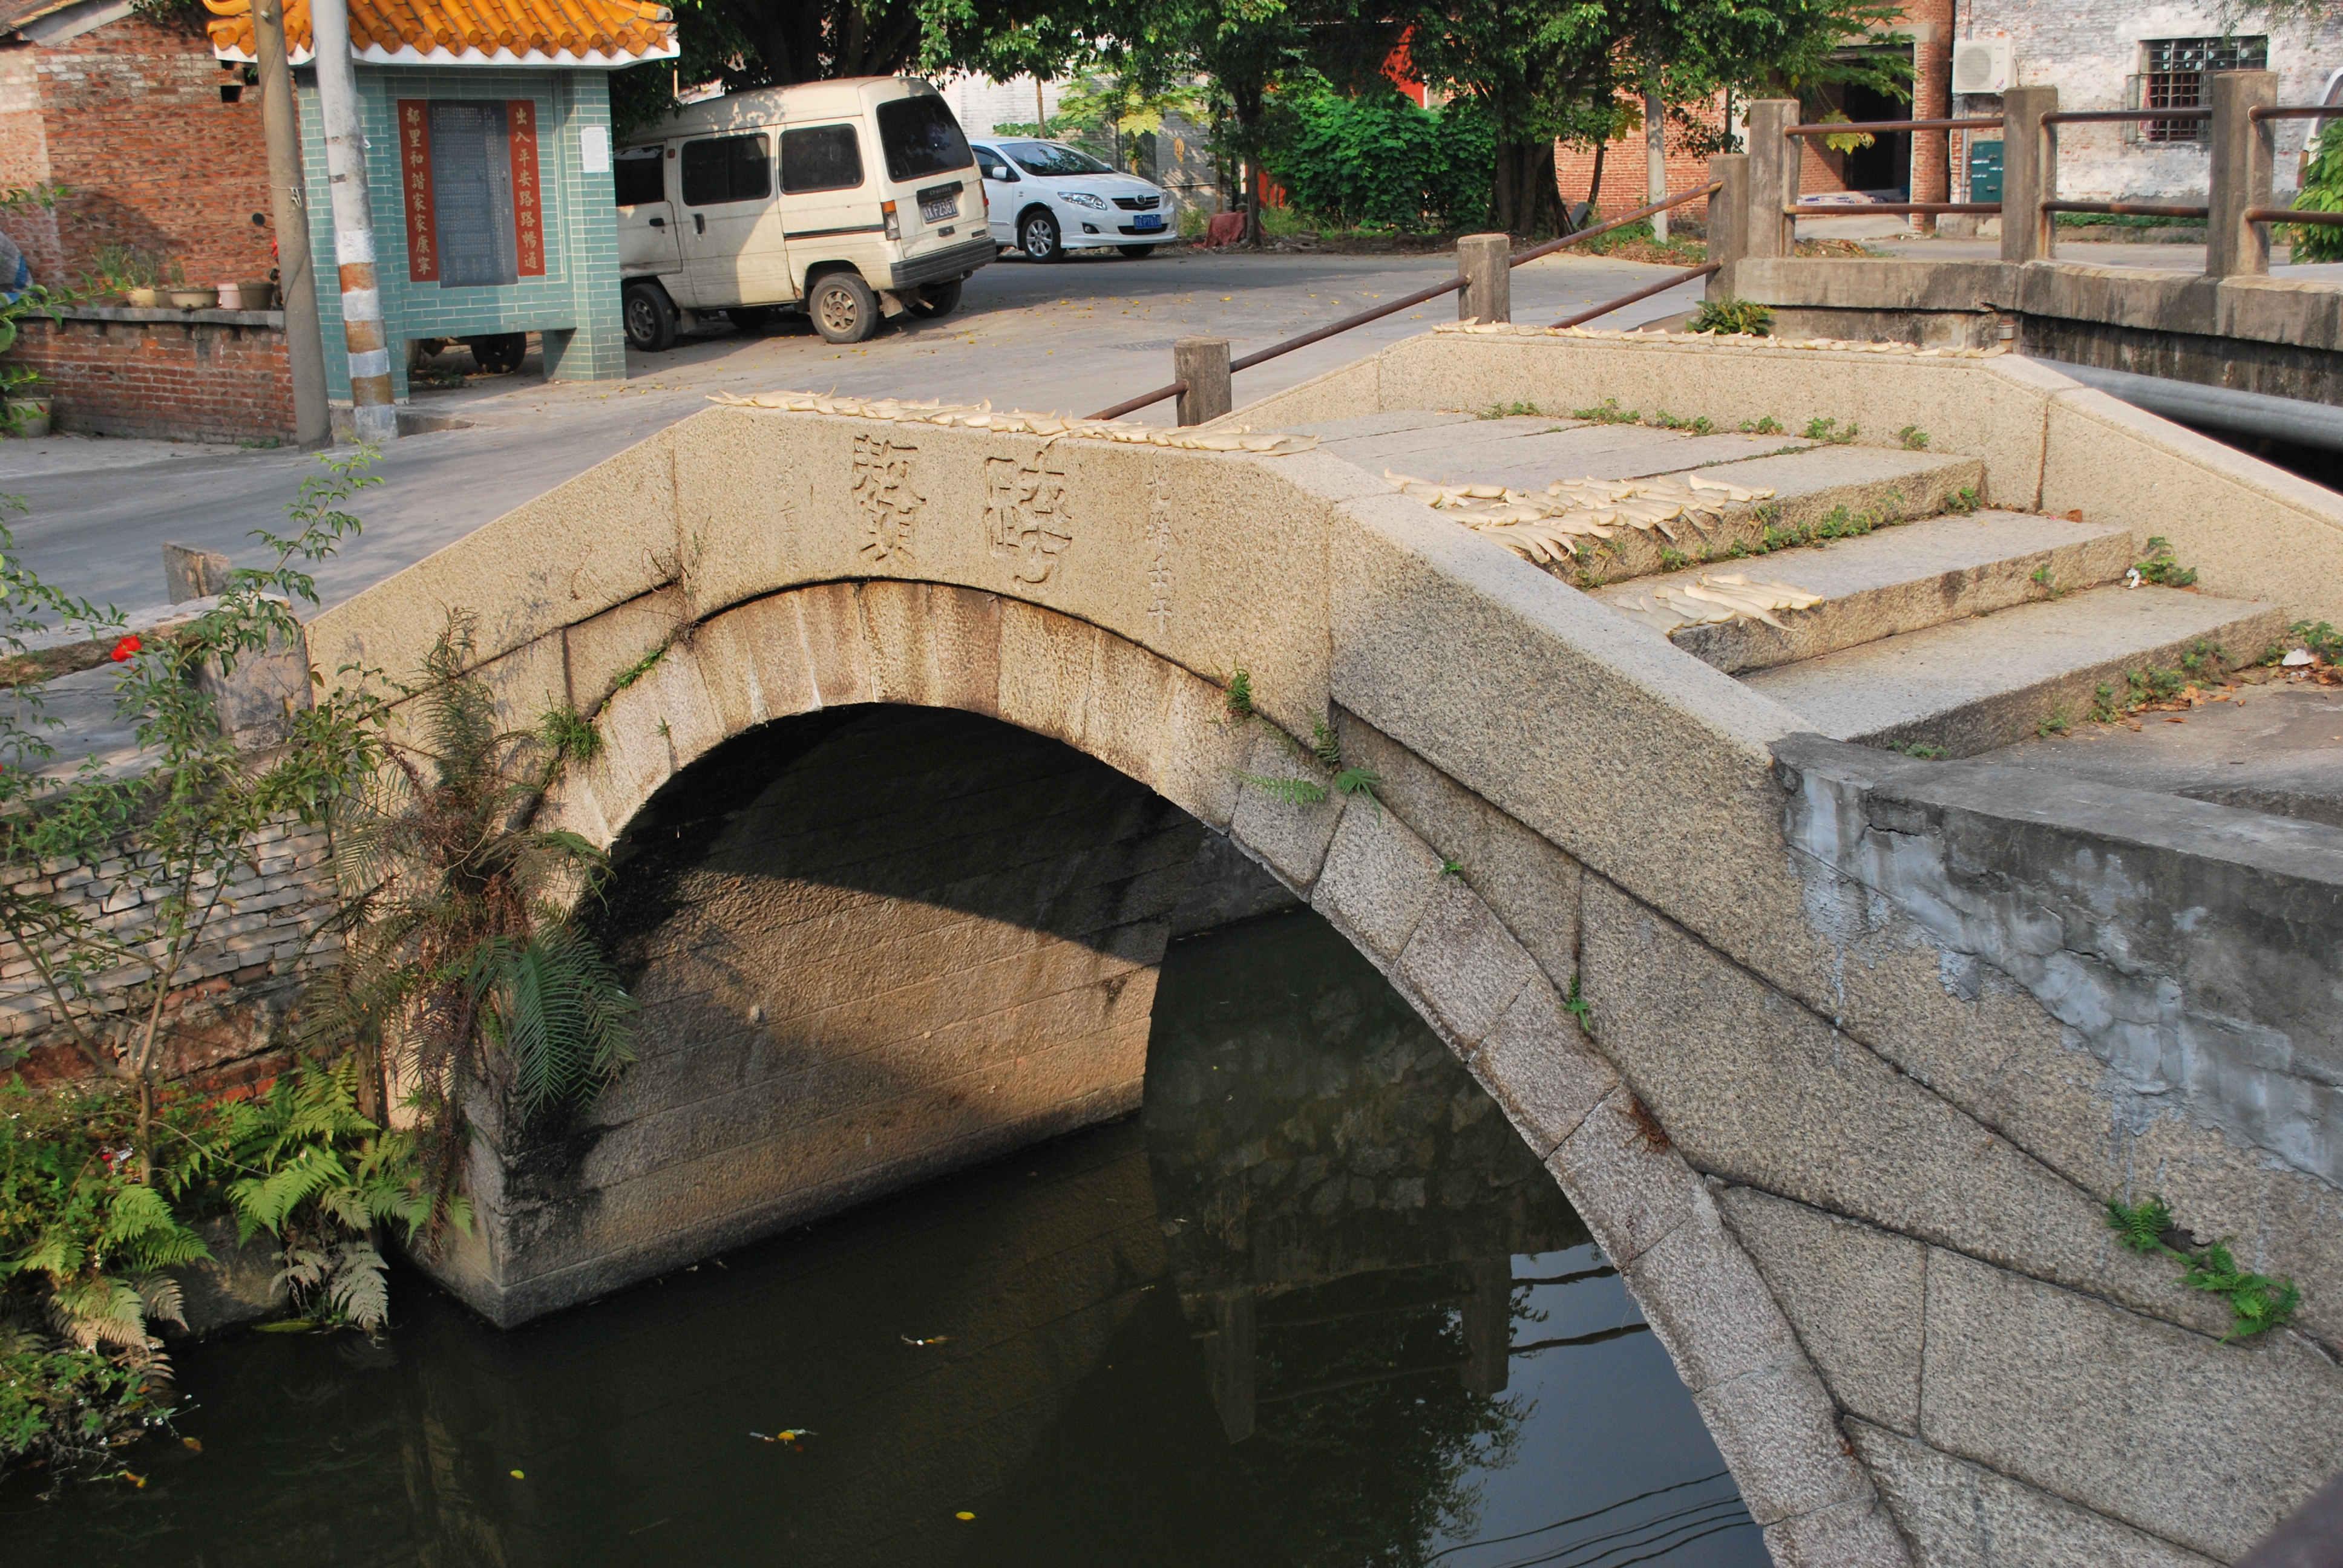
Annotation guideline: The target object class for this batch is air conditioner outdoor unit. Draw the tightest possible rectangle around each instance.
[1952,37,2014,95]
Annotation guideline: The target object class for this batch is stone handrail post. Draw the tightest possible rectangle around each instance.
[1744,100,1800,260]
[1705,153,1752,296]
[1457,233,1512,324]
[2001,85,2058,264]
[1173,336,1233,425]
[2209,69,2278,278]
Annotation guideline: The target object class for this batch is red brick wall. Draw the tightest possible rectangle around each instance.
[16,18,273,287]
[16,311,293,443]
[1555,108,1719,221]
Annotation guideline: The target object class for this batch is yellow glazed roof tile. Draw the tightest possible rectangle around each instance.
[205,0,676,65]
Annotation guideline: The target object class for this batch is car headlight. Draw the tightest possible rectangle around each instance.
[1060,192,1110,210]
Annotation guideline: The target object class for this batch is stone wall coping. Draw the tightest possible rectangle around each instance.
[39,304,287,330]
[1722,255,2343,354]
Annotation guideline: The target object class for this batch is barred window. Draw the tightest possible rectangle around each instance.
[2135,35,2268,143]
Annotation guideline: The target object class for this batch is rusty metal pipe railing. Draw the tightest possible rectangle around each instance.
[1550,263,1721,329]
[2043,106,2211,124]
[1786,201,2001,216]
[2248,105,2341,121]
[1784,117,2000,136]
[2042,200,2211,218]
[1086,378,1190,422]
[2247,206,2343,227]
[1082,181,1725,420]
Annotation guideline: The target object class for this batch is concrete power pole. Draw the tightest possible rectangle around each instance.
[253,0,329,448]
[1645,84,1669,243]
[307,0,397,443]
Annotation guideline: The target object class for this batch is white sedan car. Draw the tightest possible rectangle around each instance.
[970,138,1175,261]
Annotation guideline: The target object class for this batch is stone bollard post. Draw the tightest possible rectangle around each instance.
[1173,336,1233,426]
[1456,233,1512,324]
[2001,85,2059,264]
[1743,100,1800,260]
[163,541,232,603]
[2208,69,2278,279]
[1704,153,1751,298]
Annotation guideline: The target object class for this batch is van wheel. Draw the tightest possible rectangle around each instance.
[623,283,677,351]
[470,333,527,373]
[904,280,961,319]
[1020,209,1063,262]
[810,272,879,344]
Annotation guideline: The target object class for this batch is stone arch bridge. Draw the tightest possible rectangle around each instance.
[306,325,2343,1566]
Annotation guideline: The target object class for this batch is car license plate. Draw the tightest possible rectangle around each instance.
[920,194,958,223]
[1133,214,1164,232]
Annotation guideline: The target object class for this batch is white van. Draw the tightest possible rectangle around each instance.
[615,77,993,348]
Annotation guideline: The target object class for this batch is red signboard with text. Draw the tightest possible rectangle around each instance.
[508,99,545,276]
[396,99,437,283]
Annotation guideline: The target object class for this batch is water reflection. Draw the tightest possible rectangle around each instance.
[1,911,1760,1566]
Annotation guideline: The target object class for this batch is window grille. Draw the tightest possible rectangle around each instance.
[2127,36,2268,144]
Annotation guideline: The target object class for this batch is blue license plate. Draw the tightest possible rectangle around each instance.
[1133,214,1164,232]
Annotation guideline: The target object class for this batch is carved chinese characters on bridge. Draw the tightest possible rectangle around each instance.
[1145,474,1175,632]
[853,436,924,564]
[984,454,1074,585]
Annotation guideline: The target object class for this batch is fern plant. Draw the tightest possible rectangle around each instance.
[312,612,637,1221]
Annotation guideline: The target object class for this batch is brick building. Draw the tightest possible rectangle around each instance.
[1553,0,1956,221]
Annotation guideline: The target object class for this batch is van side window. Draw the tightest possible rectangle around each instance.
[681,134,772,206]
[614,146,664,206]
[781,125,865,194]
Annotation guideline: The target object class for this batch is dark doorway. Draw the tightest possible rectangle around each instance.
[1840,77,1912,198]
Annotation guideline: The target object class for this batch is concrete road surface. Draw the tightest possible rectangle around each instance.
[5,246,1709,613]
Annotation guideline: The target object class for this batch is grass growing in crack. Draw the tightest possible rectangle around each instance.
[1890,740,1947,759]
[1573,397,1640,425]
[1803,416,1858,445]
[1311,719,1342,769]
[2092,641,2233,723]
[2107,1195,2301,1340]
[540,705,601,762]
[2037,709,2070,737]
[1562,975,1594,1036]
[1650,409,1716,436]
[1739,415,1785,436]
[608,641,667,696]
[1945,486,1981,515]
[2292,619,2343,662]
[2031,563,2067,600]
[1657,546,1693,572]
[2134,535,2198,588]
[1481,400,1544,420]
[1225,667,1254,720]
[1440,858,1464,877]
[1896,424,1930,450]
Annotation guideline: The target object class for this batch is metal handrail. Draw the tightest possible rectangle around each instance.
[1081,181,1725,421]
[2247,206,2343,227]
[2043,200,2210,218]
[1786,201,2001,216]
[1784,116,1999,136]
[2248,105,2342,121]
[1552,264,1720,328]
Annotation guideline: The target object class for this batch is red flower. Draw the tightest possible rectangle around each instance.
[110,635,141,662]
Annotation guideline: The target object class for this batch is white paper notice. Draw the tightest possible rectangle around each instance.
[580,125,611,174]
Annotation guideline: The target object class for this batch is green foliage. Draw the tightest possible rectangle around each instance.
[1259,83,1494,232]
[1739,415,1784,436]
[2036,710,2069,738]
[606,641,668,696]
[1440,858,1463,877]
[1688,297,1774,336]
[1945,486,1980,515]
[2105,1195,2299,1340]
[2285,120,2343,264]
[1648,409,1715,435]
[1890,741,1946,759]
[1656,547,1692,572]
[1572,397,1640,425]
[2030,563,2065,600]
[2132,535,2197,588]
[1803,415,1858,444]
[1332,765,1383,814]
[1225,667,1255,720]
[1561,975,1593,1035]
[1311,720,1342,768]
[318,612,638,1216]
[1238,771,1329,806]
[539,705,601,764]
[1896,424,1930,450]
[1480,401,1544,419]
[2290,619,2343,663]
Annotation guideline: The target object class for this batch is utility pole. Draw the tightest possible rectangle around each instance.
[1645,83,1669,243]
[308,0,398,443]
[254,0,329,448]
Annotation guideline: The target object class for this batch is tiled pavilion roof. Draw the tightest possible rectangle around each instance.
[205,0,678,67]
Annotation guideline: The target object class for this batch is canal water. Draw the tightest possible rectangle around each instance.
[3,910,1760,1567]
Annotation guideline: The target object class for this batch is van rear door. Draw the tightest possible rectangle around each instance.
[615,144,681,276]
[678,130,791,307]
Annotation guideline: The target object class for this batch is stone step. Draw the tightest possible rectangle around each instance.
[1742,585,2289,757]
[1593,510,2137,674]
